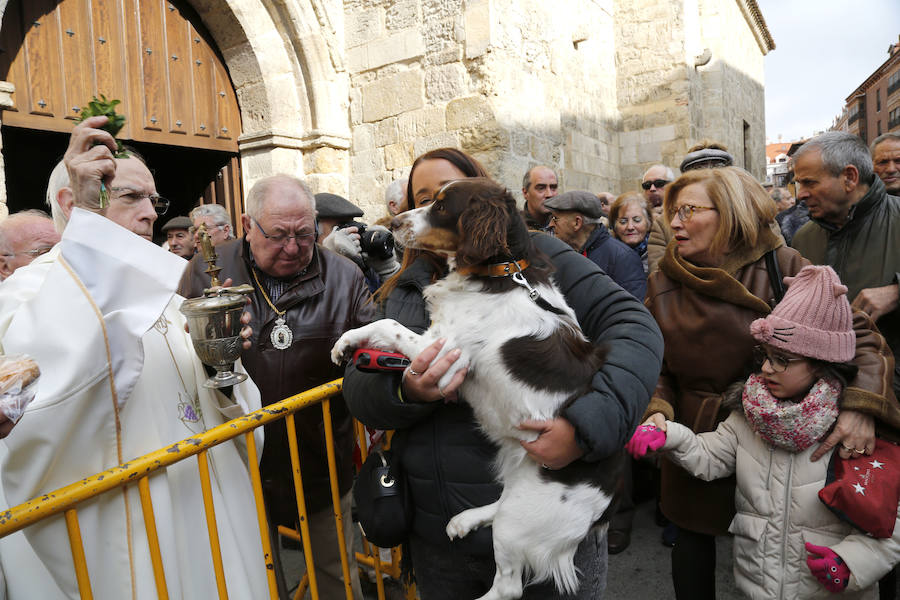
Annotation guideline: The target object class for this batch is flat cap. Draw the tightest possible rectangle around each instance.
[161,216,192,232]
[314,192,364,220]
[543,191,606,219]
[680,148,733,172]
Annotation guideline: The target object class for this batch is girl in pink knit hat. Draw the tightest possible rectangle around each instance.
[629,265,900,599]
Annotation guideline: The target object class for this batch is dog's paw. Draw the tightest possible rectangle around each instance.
[446,511,479,540]
[330,332,358,365]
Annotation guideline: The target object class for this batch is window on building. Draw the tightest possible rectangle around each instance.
[877,89,881,112]
[889,70,900,96]
[890,107,900,130]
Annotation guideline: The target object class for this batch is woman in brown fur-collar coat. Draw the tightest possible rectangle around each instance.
[643,167,899,600]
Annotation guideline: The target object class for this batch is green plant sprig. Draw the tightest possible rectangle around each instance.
[76,95,129,208]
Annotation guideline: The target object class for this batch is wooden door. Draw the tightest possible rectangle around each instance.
[0,0,243,224]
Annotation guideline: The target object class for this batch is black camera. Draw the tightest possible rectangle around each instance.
[337,221,395,260]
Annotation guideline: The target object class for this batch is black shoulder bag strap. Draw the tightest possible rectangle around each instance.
[765,249,786,304]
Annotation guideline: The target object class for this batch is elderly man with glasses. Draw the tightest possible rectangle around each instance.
[0,117,269,599]
[0,210,60,280]
[179,174,374,600]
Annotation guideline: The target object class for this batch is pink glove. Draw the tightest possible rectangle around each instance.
[806,542,850,593]
[626,424,666,458]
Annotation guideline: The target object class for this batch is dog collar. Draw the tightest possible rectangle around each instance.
[456,258,529,277]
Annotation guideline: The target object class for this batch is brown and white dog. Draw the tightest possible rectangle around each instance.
[331,178,621,600]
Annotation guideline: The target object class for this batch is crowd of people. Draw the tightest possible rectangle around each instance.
[0,113,895,600]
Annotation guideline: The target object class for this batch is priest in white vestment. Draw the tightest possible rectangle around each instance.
[0,116,269,599]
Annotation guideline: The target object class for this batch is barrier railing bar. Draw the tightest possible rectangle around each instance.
[64,508,93,600]
[245,430,280,599]
[321,398,354,600]
[197,450,229,599]
[137,477,170,600]
[274,525,309,600]
[0,380,343,538]
[284,412,320,600]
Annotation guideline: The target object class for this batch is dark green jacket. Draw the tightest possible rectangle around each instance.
[792,176,900,396]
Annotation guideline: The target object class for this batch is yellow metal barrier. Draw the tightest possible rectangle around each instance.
[0,379,416,600]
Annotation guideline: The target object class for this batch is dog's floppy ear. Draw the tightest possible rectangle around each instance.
[457,192,510,266]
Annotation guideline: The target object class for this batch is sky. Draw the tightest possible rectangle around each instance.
[757,0,900,143]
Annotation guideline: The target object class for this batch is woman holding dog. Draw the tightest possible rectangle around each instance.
[641,166,900,599]
[342,148,665,599]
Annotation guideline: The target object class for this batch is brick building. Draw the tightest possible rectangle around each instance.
[832,35,900,144]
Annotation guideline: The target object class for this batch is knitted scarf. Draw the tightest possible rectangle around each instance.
[742,373,841,452]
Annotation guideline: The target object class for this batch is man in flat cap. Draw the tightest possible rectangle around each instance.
[546,190,646,299]
[161,215,194,259]
[315,192,399,292]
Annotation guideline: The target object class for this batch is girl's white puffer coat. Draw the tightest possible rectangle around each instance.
[665,411,900,600]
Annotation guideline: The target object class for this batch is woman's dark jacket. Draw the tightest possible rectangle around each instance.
[342,233,664,555]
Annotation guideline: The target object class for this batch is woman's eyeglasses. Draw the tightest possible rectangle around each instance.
[616,216,645,226]
[753,346,804,373]
[668,204,717,222]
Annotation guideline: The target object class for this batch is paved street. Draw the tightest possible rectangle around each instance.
[284,500,899,599]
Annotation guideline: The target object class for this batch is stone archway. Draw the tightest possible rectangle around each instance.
[188,0,351,196]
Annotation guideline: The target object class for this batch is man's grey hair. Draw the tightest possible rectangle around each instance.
[385,178,407,209]
[794,131,874,183]
[0,210,54,254]
[522,165,557,191]
[45,159,71,233]
[870,132,900,153]
[642,164,676,181]
[245,174,316,221]
[189,204,234,239]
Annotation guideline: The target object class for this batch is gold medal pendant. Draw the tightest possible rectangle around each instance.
[270,317,293,350]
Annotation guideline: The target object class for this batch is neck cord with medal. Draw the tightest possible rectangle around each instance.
[250,267,293,350]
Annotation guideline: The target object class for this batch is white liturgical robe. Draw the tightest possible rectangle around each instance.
[0,209,268,599]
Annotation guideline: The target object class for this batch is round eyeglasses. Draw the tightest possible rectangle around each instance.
[752,345,804,373]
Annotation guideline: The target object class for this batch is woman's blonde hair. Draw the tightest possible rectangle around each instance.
[608,192,652,241]
[663,167,775,257]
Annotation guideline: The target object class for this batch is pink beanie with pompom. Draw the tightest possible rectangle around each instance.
[749,265,854,363]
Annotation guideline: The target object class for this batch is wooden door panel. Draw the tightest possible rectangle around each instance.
[91,0,127,113]
[21,0,61,117]
[58,0,94,122]
[0,2,26,114]
[214,59,234,141]
[163,3,190,135]
[190,26,215,138]
[137,0,166,132]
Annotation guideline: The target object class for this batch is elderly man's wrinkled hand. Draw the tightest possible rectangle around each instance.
[64,116,119,209]
[851,284,899,321]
